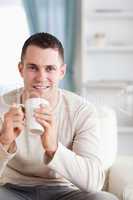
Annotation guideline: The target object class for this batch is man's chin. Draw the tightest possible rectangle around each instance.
[25,87,52,99]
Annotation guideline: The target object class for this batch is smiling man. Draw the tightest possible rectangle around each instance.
[19,34,66,108]
[0,33,118,200]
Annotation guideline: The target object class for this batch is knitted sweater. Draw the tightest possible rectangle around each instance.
[0,88,105,192]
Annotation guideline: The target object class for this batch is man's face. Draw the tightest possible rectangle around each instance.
[18,45,66,100]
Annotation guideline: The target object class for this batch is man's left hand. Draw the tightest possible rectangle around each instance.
[34,105,58,157]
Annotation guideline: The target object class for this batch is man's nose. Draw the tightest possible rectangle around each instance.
[37,69,48,80]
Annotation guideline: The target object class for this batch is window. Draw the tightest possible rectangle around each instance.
[0,0,29,93]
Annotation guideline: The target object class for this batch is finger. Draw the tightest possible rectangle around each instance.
[13,120,25,129]
[10,104,25,115]
[12,112,25,120]
[3,116,23,133]
[35,109,51,116]
[10,103,19,111]
[14,123,24,130]
[34,113,52,123]
[36,118,50,129]
[9,108,23,117]
[3,110,24,129]
[13,120,25,126]
[3,112,14,124]
[4,108,24,127]
[14,110,25,120]
[35,105,51,113]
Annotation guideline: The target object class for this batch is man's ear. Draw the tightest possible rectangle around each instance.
[18,62,24,77]
[59,64,67,80]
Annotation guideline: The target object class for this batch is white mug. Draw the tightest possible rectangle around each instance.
[24,97,49,135]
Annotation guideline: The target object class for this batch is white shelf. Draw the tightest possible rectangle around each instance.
[118,126,133,133]
[87,11,133,19]
[84,80,130,89]
[86,46,133,53]
[80,1,133,140]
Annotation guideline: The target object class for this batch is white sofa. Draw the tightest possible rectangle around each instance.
[108,156,133,200]
[98,106,133,200]
[0,86,132,200]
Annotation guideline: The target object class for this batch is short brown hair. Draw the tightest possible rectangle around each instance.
[21,32,64,62]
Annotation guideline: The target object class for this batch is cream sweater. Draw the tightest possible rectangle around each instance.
[0,88,105,191]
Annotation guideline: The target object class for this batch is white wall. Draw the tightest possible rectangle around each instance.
[0,0,29,87]
[118,133,133,155]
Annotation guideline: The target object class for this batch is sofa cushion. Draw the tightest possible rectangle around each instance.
[109,156,133,200]
[97,106,117,170]
[96,106,117,190]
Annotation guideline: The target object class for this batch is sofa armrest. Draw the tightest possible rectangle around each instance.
[108,156,133,200]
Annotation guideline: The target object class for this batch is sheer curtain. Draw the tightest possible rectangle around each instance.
[22,0,77,91]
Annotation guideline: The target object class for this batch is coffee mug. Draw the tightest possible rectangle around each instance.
[24,97,49,135]
[2,97,49,135]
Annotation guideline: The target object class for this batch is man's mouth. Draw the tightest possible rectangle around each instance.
[33,85,50,90]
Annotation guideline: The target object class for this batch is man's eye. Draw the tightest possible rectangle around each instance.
[28,66,38,71]
[46,66,55,72]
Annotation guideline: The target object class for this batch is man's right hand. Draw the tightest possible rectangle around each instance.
[0,104,25,153]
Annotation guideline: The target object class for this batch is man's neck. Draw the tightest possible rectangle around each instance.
[20,89,59,111]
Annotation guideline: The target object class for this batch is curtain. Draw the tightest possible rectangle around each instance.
[22,0,77,92]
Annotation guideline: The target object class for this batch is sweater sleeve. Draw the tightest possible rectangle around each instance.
[44,103,105,192]
[0,114,16,177]
[0,143,16,177]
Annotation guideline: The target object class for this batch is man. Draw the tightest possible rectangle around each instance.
[0,33,118,199]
